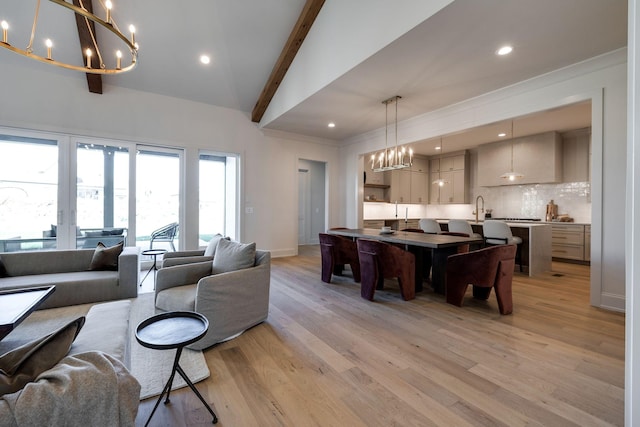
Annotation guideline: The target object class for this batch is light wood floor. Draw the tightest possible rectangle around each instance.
[136,246,625,427]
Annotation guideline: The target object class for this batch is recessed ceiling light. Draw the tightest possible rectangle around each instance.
[496,45,513,56]
[328,122,335,128]
[498,132,507,137]
[435,146,441,150]
[200,55,211,65]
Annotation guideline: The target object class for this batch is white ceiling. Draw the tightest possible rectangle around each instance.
[0,0,627,152]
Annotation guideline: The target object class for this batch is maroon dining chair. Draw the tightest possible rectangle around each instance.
[445,244,517,315]
[356,238,415,301]
[319,233,361,283]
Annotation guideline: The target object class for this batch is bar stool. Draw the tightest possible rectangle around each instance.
[418,218,442,234]
[482,220,523,272]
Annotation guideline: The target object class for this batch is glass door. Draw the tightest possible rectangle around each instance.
[136,147,182,251]
[75,141,130,249]
[0,134,59,252]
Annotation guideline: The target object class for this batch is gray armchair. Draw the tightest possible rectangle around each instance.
[161,249,211,268]
[154,250,271,350]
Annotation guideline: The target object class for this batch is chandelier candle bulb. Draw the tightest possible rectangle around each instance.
[1,21,7,44]
[45,39,52,60]
[85,48,92,68]
[116,50,122,69]
[105,0,112,23]
[129,25,136,45]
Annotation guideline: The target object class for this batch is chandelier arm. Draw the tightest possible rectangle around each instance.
[49,0,137,53]
[85,14,105,68]
[26,0,42,53]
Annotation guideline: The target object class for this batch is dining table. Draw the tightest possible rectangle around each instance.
[327,228,483,294]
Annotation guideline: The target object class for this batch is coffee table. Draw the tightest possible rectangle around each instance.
[135,311,217,426]
[0,286,56,340]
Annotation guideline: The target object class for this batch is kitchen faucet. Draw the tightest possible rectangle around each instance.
[473,195,485,223]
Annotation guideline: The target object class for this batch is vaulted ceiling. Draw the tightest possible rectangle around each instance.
[0,0,627,152]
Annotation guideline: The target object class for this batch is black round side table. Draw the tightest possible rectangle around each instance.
[140,249,167,287]
[136,311,217,426]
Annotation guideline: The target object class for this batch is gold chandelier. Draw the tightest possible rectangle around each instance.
[371,95,413,172]
[0,0,138,74]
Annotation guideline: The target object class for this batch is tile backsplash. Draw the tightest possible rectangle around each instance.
[428,181,591,223]
[366,181,592,224]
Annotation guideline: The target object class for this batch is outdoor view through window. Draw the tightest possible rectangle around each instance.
[0,134,236,252]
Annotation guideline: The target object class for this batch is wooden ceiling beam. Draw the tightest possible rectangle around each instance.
[251,0,325,123]
[73,0,103,94]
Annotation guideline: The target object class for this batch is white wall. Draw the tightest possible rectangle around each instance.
[0,61,341,257]
[339,49,628,312]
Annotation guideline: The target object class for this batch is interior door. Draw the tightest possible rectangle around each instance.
[298,169,310,245]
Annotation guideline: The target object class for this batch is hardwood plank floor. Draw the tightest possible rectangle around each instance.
[136,246,624,426]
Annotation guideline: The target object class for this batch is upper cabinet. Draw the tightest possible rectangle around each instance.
[561,128,591,183]
[429,151,469,204]
[477,131,562,187]
[388,155,429,204]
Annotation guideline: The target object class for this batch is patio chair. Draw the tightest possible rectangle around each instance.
[150,222,179,251]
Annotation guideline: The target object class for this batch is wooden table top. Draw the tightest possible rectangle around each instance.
[328,228,482,249]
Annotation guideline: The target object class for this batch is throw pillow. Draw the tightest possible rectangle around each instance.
[212,239,256,274]
[0,316,85,396]
[0,256,8,278]
[203,234,228,257]
[89,241,124,271]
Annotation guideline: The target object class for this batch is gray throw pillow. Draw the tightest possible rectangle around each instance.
[203,234,224,257]
[0,316,85,395]
[212,239,256,274]
[89,241,124,271]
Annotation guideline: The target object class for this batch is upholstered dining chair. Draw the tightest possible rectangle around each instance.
[319,233,361,283]
[482,220,523,272]
[356,238,415,301]
[445,244,517,315]
[447,219,482,239]
[418,218,442,234]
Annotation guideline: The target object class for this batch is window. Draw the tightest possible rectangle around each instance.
[76,142,129,248]
[0,135,58,252]
[136,147,182,250]
[199,153,237,242]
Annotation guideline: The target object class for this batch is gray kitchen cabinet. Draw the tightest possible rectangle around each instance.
[411,156,429,173]
[562,128,591,183]
[478,131,562,186]
[429,151,468,204]
[410,171,428,203]
[552,223,587,261]
[389,169,411,203]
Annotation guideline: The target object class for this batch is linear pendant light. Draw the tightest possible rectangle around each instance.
[432,137,449,187]
[499,120,524,181]
[372,96,412,172]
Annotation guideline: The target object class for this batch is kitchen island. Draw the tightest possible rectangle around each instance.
[441,220,552,276]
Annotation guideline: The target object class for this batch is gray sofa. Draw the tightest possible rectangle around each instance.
[0,300,139,426]
[155,249,270,350]
[0,247,139,309]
